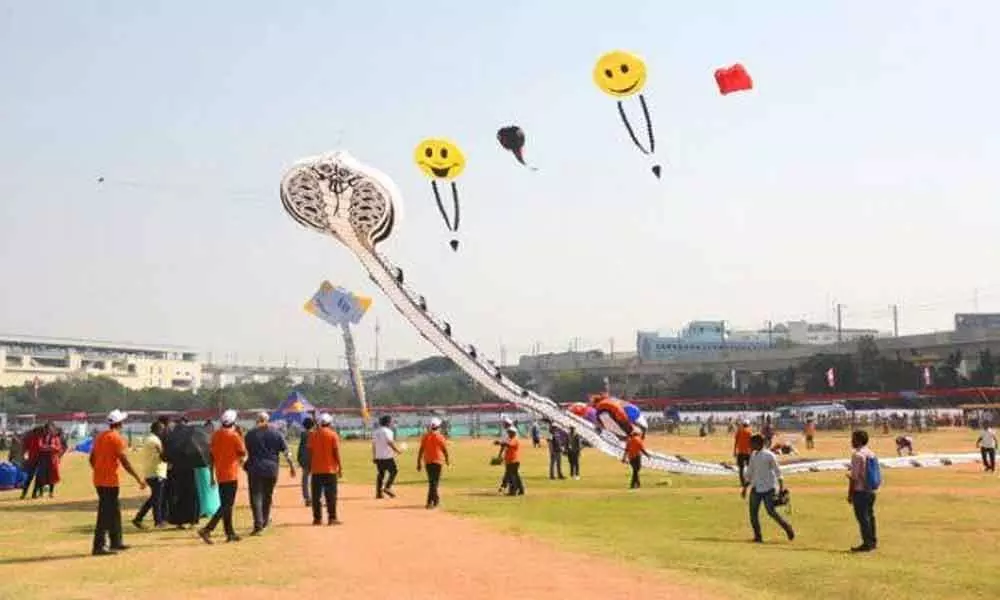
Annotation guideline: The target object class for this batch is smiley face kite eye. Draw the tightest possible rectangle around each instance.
[424,147,433,158]
[604,69,613,78]
[440,148,449,159]
[620,64,629,74]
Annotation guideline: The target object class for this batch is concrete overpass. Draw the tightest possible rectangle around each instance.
[516,330,1000,378]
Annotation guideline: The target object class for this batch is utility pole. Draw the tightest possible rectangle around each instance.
[500,345,507,366]
[609,337,615,360]
[374,318,381,372]
[836,304,844,344]
[766,320,773,348]
[891,304,899,337]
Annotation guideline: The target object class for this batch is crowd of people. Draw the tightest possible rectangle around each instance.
[5,422,69,499]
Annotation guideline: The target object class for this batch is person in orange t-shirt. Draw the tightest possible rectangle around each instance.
[622,429,651,489]
[199,410,246,544]
[308,413,343,525]
[804,418,816,450]
[89,410,146,556]
[733,419,753,487]
[497,427,524,497]
[417,418,450,508]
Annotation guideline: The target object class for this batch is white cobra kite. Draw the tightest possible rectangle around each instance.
[279,150,980,476]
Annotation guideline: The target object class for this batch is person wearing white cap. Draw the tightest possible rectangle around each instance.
[244,411,296,535]
[733,418,753,487]
[417,417,450,509]
[198,409,246,545]
[498,427,525,496]
[90,409,146,556]
[307,412,342,525]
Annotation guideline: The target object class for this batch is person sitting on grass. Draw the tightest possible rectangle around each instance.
[622,429,651,489]
[771,439,799,457]
[895,435,914,456]
[740,434,795,544]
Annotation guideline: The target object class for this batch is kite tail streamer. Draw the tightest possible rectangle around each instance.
[617,95,661,177]
[450,182,460,232]
[340,323,370,424]
[431,180,452,230]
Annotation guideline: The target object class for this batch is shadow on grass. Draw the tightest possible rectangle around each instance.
[0,497,145,513]
[0,552,91,565]
[685,536,848,555]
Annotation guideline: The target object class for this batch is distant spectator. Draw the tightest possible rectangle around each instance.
[297,417,315,506]
[622,429,651,489]
[771,439,798,457]
[977,426,997,473]
[895,435,914,456]
[566,426,582,480]
[498,427,524,496]
[847,430,878,552]
[372,415,401,499]
[733,419,753,487]
[804,419,816,450]
[530,422,541,448]
[761,416,774,446]
[547,424,566,480]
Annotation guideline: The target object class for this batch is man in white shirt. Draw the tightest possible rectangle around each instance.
[740,434,794,543]
[372,415,401,499]
[977,426,997,472]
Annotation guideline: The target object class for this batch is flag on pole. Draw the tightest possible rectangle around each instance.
[923,366,932,387]
[730,368,738,391]
[826,368,836,389]
[33,376,40,400]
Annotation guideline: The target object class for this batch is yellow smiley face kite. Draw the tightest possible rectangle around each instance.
[414,138,466,180]
[593,50,647,98]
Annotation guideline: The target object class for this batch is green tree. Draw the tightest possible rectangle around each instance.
[973,350,996,386]
[855,336,882,392]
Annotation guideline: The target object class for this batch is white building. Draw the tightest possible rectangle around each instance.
[0,334,201,391]
[729,320,886,346]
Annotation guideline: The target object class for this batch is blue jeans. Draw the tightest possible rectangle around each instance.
[135,476,165,525]
[749,489,793,541]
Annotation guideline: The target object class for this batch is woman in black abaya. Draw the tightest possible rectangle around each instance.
[163,423,210,528]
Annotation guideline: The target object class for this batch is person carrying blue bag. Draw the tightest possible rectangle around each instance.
[847,430,881,553]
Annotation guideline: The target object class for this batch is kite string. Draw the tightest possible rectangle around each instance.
[431,180,456,231]
[616,98,655,155]
[451,181,460,232]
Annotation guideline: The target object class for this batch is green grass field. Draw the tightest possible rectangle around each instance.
[2,428,998,599]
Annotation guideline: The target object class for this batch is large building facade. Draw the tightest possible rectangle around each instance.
[0,335,201,391]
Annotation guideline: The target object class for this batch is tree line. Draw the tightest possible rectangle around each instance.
[2,336,996,414]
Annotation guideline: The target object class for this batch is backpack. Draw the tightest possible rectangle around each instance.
[865,455,882,491]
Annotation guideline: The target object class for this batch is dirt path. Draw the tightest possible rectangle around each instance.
[181,480,720,600]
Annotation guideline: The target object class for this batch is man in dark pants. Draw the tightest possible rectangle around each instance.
[740,434,794,543]
[547,423,566,480]
[243,412,295,535]
[848,430,878,552]
[977,426,997,472]
[733,419,752,487]
[417,418,450,508]
[132,421,168,529]
[372,415,401,499]
[622,429,651,489]
[297,417,314,506]
[90,410,146,556]
[308,413,342,525]
[199,410,246,544]
[499,427,524,496]
[566,426,582,480]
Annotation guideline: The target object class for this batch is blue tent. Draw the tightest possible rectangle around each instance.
[270,391,316,425]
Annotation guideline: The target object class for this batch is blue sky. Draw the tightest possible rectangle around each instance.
[1,0,999,367]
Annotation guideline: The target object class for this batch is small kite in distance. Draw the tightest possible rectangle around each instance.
[496,126,538,171]
[97,177,105,183]
[714,63,753,95]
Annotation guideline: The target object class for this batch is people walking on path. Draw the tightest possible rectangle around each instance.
[566,426,582,480]
[297,417,315,506]
[133,421,168,529]
[417,417,450,508]
[740,434,795,543]
[733,419,753,487]
[308,413,342,525]
[90,410,146,556]
[372,415,402,499]
[623,429,651,489]
[848,430,879,552]
[977,426,997,472]
[198,410,246,544]
[499,427,525,496]
[244,412,296,535]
